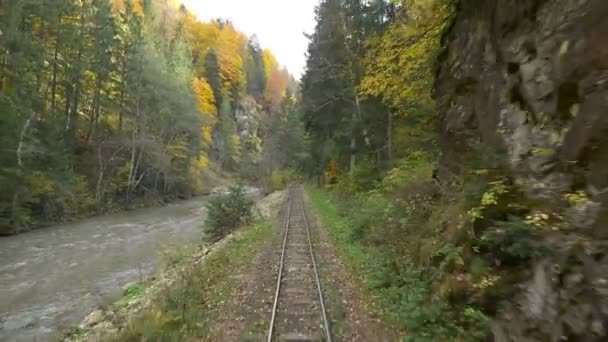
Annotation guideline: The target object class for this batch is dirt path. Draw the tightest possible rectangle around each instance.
[208,187,396,341]
[205,194,286,341]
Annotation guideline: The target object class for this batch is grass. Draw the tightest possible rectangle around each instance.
[306,186,489,341]
[306,187,387,314]
[117,282,148,309]
[117,220,273,341]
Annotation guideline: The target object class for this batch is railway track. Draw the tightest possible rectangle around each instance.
[267,186,332,342]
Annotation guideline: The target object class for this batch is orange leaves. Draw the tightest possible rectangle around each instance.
[265,68,289,111]
[111,0,144,15]
[326,159,339,184]
[262,49,289,110]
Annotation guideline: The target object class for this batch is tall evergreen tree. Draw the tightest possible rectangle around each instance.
[246,35,267,100]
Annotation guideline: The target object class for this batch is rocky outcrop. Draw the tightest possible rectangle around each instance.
[435,0,608,340]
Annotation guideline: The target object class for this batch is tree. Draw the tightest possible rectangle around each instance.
[216,100,240,170]
[0,0,296,233]
[359,0,454,112]
[245,35,266,100]
[192,76,218,150]
[301,0,412,177]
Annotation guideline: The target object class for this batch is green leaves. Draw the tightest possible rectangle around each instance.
[203,185,254,242]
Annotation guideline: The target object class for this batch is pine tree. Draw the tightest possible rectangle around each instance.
[245,35,266,100]
[301,0,355,174]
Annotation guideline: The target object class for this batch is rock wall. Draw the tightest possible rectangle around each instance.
[435,0,608,340]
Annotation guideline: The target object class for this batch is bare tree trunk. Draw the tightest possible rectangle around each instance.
[35,19,45,94]
[86,77,103,142]
[50,42,59,114]
[64,82,72,130]
[127,130,137,203]
[387,110,393,169]
[350,110,357,172]
[96,145,105,208]
[118,54,127,133]
[11,112,35,231]
[0,45,7,91]
[16,114,33,168]
[67,2,86,138]
[354,94,370,148]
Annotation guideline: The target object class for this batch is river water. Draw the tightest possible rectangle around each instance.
[0,196,211,341]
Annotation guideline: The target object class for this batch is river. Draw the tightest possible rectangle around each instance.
[0,196,212,341]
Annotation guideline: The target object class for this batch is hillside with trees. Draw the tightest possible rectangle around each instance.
[3,0,608,340]
[301,0,608,340]
[0,0,299,234]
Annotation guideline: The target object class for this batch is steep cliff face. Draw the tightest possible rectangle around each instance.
[436,0,608,340]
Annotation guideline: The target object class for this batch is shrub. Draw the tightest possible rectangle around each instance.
[268,168,300,192]
[346,191,391,242]
[204,185,254,241]
[479,216,549,264]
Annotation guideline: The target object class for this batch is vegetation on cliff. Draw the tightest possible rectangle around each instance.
[302,0,608,340]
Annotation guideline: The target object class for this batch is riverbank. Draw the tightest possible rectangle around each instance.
[2,166,236,236]
[0,195,213,341]
[64,190,286,341]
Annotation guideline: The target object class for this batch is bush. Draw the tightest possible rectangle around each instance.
[308,187,490,341]
[267,169,300,192]
[479,216,549,264]
[204,185,254,241]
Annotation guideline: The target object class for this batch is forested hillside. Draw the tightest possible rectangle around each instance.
[0,0,299,234]
[302,0,608,340]
[4,0,608,339]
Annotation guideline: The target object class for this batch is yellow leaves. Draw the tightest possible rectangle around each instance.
[467,179,510,223]
[202,126,213,145]
[192,77,216,115]
[359,0,454,114]
[30,171,57,197]
[184,17,248,99]
[181,6,289,109]
[216,23,246,96]
[166,137,190,160]
[525,211,550,228]
[563,191,589,208]
[263,49,279,81]
[325,159,338,183]
[262,49,288,109]
[472,274,501,290]
[190,152,209,177]
[192,77,218,150]
[184,19,221,60]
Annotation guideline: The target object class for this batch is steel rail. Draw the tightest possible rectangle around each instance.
[301,192,332,342]
[267,188,292,342]
[266,187,332,342]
